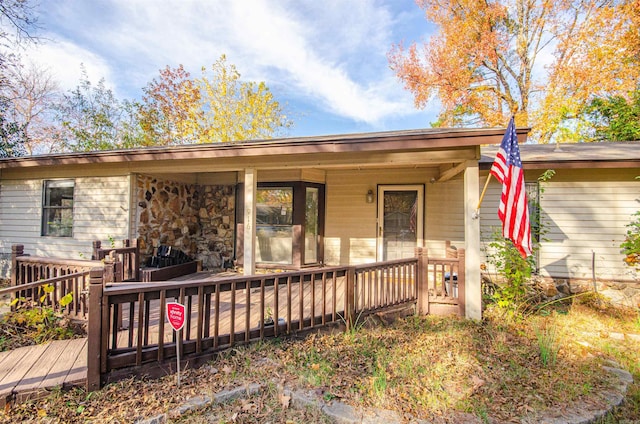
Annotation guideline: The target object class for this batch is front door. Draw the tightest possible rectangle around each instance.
[377,185,424,261]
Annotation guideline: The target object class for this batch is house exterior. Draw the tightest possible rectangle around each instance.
[480,142,640,304]
[0,128,528,320]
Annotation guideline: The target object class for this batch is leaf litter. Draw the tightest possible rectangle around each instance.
[0,300,638,423]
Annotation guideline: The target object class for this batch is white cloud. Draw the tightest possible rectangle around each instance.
[23,37,115,93]
[30,0,425,127]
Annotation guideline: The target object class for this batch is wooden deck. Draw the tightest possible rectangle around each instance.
[0,271,345,406]
[0,338,87,406]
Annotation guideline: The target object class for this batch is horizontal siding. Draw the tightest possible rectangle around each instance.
[479,175,640,281]
[0,176,131,277]
[324,167,464,265]
[538,180,638,280]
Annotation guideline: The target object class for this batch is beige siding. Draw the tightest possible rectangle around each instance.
[0,176,131,273]
[324,167,466,265]
[479,171,640,281]
[539,181,638,280]
[424,178,465,254]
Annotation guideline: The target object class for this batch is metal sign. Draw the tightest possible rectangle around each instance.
[166,302,186,331]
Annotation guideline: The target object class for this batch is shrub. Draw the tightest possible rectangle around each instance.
[621,210,640,270]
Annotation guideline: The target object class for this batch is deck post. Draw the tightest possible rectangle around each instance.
[87,267,104,392]
[415,247,429,315]
[345,267,356,330]
[131,239,141,281]
[10,244,23,288]
[91,240,101,261]
[457,249,466,317]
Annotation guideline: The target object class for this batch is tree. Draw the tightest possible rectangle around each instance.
[138,55,291,144]
[0,96,25,157]
[137,64,202,145]
[0,0,40,157]
[388,0,640,143]
[197,55,291,143]
[53,66,147,152]
[579,89,640,142]
[3,63,62,154]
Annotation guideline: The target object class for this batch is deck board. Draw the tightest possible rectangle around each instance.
[65,340,88,385]
[38,338,87,390]
[0,339,87,406]
[13,339,70,398]
[0,344,48,402]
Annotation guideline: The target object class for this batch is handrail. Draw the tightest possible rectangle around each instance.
[0,271,91,297]
[13,256,102,268]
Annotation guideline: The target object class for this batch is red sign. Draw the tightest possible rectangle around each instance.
[166,302,186,331]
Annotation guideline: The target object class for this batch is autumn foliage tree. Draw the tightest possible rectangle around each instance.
[389,0,640,143]
[138,55,291,145]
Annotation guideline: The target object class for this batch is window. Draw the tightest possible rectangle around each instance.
[239,182,325,268]
[42,180,74,237]
[256,187,294,264]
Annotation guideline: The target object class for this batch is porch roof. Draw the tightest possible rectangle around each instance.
[0,127,528,170]
[480,141,640,170]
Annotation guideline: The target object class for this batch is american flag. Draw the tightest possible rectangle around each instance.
[490,117,532,258]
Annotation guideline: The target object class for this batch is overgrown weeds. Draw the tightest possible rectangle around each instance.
[0,298,637,423]
[0,301,85,351]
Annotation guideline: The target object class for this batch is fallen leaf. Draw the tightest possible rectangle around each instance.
[279,392,291,409]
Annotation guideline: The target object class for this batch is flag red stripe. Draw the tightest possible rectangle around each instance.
[490,117,531,258]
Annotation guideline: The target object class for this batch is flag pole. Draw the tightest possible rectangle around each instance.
[476,173,492,211]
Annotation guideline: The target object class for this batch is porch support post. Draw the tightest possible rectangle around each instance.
[243,168,257,275]
[464,160,482,320]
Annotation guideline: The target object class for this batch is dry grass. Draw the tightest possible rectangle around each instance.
[0,297,638,423]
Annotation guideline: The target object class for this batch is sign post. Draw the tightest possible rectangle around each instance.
[166,302,186,386]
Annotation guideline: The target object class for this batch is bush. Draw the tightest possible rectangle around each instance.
[0,301,85,351]
[621,210,640,270]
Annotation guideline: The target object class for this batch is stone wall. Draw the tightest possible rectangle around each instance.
[136,175,235,270]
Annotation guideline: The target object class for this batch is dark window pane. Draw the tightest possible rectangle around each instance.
[42,180,74,237]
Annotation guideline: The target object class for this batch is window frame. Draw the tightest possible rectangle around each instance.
[41,179,75,237]
[236,181,325,269]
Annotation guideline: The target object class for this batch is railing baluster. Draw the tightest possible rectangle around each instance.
[158,290,166,362]
[214,284,220,349]
[321,273,327,326]
[245,280,251,343]
[273,277,280,337]
[287,276,292,333]
[230,282,236,347]
[259,277,266,339]
[197,285,204,353]
[310,273,315,328]
[298,274,304,331]
[204,290,211,339]
[136,292,145,365]
[186,294,192,340]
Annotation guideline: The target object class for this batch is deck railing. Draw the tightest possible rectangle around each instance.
[92,239,140,282]
[87,266,351,388]
[8,243,466,391]
[86,253,462,389]
[353,258,419,315]
[9,245,103,318]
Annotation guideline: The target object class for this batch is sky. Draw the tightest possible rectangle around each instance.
[23,0,440,138]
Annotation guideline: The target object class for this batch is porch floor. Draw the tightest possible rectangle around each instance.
[0,338,87,407]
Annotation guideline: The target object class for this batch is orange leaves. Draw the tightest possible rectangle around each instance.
[390,0,640,141]
[137,55,291,146]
